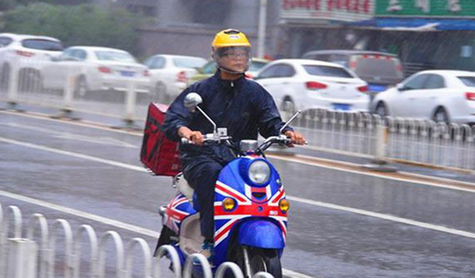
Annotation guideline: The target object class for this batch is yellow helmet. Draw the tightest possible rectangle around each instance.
[212,29,251,49]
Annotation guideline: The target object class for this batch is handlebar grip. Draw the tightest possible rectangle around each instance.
[181,137,191,145]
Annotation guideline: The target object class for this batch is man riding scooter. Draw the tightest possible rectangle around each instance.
[162,28,306,260]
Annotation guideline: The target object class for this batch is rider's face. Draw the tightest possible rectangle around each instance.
[217,47,250,73]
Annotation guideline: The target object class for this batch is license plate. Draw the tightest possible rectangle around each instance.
[121,71,135,77]
[333,103,350,111]
[368,84,387,92]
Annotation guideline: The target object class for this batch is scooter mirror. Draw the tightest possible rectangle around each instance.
[184,92,202,111]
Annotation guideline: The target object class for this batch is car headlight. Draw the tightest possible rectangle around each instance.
[248,160,271,185]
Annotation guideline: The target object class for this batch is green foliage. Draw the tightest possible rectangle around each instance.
[2,3,146,55]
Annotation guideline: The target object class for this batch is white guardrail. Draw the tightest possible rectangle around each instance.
[1,56,475,172]
[0,203,273,278]
[287,110,475,172]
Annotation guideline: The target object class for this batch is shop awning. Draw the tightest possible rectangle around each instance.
[350,18,475,31]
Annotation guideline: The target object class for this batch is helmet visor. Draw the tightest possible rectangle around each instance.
[215,46,251,60]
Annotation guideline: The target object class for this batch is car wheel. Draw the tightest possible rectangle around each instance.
[75,76,89,97]
[154,82,168,103]
[433,107,450,124]
[0,64,11,91]
[281,98,295,114]
[375,102,388,118]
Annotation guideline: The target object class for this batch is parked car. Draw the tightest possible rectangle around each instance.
[302,50,404,98]
[187,57,270,85]
[0,33,63,90]
[254,59,369,113]
[371,70,475,124]
[41,46,150,94]
[143,54,207,102]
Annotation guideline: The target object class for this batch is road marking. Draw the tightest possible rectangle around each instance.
[0,137,146,172]
[4,109,475,191]
[0,189,160,237]
[1,136,475,240]
[287,196,475,239]
[268,154,475,194]
[3,109,475,189]
[1,122,139,148]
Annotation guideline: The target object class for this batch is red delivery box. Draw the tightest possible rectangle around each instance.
[140,103,181,176]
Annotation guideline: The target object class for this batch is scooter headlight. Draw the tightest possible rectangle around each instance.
[248,160,271,185]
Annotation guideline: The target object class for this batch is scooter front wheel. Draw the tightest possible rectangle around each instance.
[237,246,282,278]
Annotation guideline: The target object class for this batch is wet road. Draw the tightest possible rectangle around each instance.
[1,110,475,278]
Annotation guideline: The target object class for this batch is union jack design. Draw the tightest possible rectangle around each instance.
[214,180,288,246]
[164,195,191,233]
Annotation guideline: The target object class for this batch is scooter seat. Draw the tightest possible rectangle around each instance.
[174,173,194,202]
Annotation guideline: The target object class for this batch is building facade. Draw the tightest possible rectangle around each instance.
[97,0,475,73]
[135,0,281,60]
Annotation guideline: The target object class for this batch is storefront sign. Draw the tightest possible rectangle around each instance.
[377,0,475,17]
[281,0,375,22]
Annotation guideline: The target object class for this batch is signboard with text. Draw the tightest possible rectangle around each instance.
[376,0,475,17]
[281,0,375,22]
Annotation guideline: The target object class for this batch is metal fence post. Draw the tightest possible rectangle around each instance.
[6,55,21,110]
[215,262,244,278]
[364,119,396,172]
[26,213,49,278]
[253,272,274,278]
[183,253,212,278]
[123,79,138,128]
[7,238,38,278]
[153,245,181,278]
[53,67,79,120]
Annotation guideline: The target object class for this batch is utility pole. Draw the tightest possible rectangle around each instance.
[257,0,267,58]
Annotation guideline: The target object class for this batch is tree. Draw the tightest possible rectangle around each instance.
[2,3,145,55]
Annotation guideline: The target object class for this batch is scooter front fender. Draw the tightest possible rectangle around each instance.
[238,220,285,249]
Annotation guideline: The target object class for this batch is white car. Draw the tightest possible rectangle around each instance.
[371,70,475,124]
[41,46,150,94]
[143,54,207,102]
[0,33,63,90]
[255,59,369,112]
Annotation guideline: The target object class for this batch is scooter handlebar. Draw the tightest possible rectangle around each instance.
[181,134,232,145]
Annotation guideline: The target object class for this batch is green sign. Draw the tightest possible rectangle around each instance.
[376,0,475,17]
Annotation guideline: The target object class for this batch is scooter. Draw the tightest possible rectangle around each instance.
[155,92,301,277]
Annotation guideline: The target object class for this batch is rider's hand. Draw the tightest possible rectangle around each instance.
[284,130,306,147]
[178,127,205,145]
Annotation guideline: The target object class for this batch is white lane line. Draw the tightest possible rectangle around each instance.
[0,189,159,238]
[287,196,475,239]
[0,137,147,173]
[2,136,475,240]
[4,109,475,190]
[268,154,475,194]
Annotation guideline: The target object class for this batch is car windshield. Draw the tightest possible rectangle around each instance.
[457,76,475,87]
[303,65,353,78]
[355,56,398,78]
[95,51,136,62]
[22,39,63,51]
[250,61,267,72]
[173,57,206,69]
